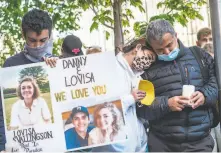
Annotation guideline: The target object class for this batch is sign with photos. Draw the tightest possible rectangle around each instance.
[0,52,127,152]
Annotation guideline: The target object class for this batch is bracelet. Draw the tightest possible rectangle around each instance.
[137,101,143,107]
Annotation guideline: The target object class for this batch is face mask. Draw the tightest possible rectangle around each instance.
[158,48,180,61]
[132,55,155,71]
[24,39,53,62]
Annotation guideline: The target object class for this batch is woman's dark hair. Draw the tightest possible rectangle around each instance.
[122,40,140,53]
[22,9,52,37]
[123,38,153,53]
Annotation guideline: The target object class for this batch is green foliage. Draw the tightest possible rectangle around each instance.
[19,66,50,92]
[133,0,207,37]
[0,0,82,66]
[133,21,148,37]
[3,88,16,95]
[154,0,206,26]
[76,0,145,35]
[3,88,17,99]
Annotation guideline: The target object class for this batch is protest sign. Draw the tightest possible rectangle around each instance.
[0,52,127,152]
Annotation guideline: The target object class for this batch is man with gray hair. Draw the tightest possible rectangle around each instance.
[137,19,218,152]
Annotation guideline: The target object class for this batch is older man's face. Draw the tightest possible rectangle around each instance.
[150,33,178,55]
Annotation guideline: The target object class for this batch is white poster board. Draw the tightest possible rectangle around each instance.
[0,52,127,152]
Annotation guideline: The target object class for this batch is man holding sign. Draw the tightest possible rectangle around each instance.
[0,8,57,152]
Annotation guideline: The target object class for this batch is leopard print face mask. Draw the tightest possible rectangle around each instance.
[132,54,155,71]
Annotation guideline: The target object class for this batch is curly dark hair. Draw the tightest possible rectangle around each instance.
[22,9,52,37]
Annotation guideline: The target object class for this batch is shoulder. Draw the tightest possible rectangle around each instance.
[3,52,32,67]
[87,125,95,132]
[3,52,24,67]
[36,97,46,102]
[65,128,77,138]
[89,127,100,136]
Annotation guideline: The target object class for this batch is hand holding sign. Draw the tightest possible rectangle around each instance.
[131,89,146,101]
[138,80,155,105]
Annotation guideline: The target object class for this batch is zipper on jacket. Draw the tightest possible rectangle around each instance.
[184,66,190,85]
[177,61,185,85]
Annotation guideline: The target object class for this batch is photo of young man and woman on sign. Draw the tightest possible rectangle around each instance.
[62,100,127,151]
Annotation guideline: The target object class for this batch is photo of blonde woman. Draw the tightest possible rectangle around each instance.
[88,102,127,145]
[9,76,52,130]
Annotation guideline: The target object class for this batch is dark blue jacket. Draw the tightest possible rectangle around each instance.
[137,40,218,143]
[3,52,33,67]
[0,89,6,151]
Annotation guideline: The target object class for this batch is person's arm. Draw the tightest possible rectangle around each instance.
[136,96,171,121]
[40,98,51,123]
[121,94,135,112]
[0,90,6,151]
[198,50,218,107]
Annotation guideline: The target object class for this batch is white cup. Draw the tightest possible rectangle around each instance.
[182,85,195,106]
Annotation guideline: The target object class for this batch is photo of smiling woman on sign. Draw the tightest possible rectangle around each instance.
[9,76,52,130]
[88,102,127,145]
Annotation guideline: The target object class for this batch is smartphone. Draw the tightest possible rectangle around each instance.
[182,85,195,106]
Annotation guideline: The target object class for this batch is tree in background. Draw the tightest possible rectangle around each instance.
[0,0,82,66]
[134,0,207,37]
[76,0,145,53]
[19,66,49,93]
[0,0,207,66]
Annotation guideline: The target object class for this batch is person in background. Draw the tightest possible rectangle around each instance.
[196,27,213,48]
[203,43,214,58]
[137,19,218,152]
[86,46,102,55]
[196,28,220,152]
[92,40,156,152]
[60,35,84,58]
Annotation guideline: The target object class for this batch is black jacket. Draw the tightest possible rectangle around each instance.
[137,40,218,143]
[3,52,33,68]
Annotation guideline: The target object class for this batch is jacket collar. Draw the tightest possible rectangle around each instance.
[176,39,187,60]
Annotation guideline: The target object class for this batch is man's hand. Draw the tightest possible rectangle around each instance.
[168,96,189,111]
[43,57,59,68]
[190,91,205,109]
[131,89,146,102]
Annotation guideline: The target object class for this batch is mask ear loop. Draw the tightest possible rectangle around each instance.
[135,44,144,57]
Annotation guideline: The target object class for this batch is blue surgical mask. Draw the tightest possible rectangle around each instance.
[158,48,180,61]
